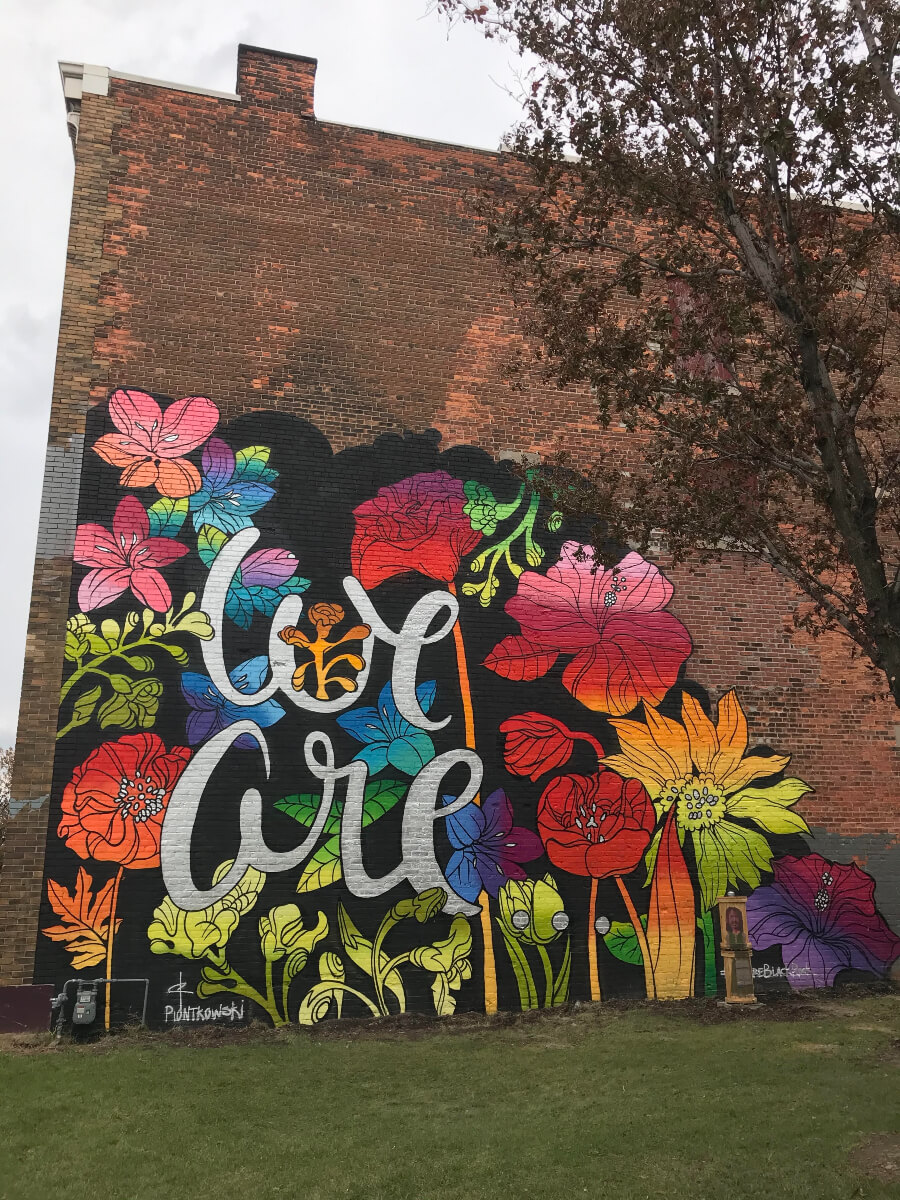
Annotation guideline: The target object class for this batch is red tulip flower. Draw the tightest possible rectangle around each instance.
[538,770,655,879]
[351,471,482,589]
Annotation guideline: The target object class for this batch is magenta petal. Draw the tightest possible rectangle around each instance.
[74,523,124,569]
[130,567,172,612]
[135,537,190,569]
[113,496,150,548]
[503,825,545,864]
[78,566,131,612]
[108,388,162,448]
[157,396,219,456]
[240,547,298,586]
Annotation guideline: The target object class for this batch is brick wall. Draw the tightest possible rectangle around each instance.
[1,43,897,987]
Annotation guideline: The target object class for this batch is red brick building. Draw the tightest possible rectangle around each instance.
[1,45,896,1026]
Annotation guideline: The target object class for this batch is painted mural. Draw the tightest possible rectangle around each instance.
[35,389,900,1027]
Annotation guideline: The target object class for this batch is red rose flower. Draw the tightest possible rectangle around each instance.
[500,711,604,782]
[538,770,655,878]
[351,471,482,589]
[58,733,191,869]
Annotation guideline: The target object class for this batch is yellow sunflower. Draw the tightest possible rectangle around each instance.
[603,689,812,910]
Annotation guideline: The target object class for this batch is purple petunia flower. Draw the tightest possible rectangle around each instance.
[746,854,900,989]
[443,789,544,903]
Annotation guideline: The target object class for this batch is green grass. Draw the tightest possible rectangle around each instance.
[0,994,898,1200]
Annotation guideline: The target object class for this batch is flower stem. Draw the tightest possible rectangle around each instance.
[701,909,717,996]
[537,943,554,1009]
[615,875,656,999]
[588,876,602,1002]
[448,581,497,1015]
[104,867,124,1031]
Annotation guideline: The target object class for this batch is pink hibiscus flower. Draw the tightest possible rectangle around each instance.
[93,388,219,498]
[75,496,189,613]
[483,542,692,717]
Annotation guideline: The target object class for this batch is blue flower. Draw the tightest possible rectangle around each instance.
[443,789,544,902]
[181,656,285,749]
[336,680,436,775]
[189,439,277,534]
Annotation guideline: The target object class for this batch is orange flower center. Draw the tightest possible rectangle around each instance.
[116,770,166,823]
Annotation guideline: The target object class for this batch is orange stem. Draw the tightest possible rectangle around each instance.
[616,875,656,999]
[104,867,124,1031]
[448,581,497,1015]
[588,876,602,1002]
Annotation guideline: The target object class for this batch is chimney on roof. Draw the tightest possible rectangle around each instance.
[236,44,317,118]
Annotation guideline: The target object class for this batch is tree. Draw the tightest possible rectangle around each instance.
[435,0,900,706]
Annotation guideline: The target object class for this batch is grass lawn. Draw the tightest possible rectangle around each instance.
[0,993,897,1200]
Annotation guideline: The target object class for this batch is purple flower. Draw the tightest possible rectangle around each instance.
[443,789,544,902]
[180,656,285,749]
[747,854,900,989]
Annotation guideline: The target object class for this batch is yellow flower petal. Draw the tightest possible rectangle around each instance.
[643,705,692,778]
[721,753,791,795]
[726,777,813,835]
[711,689,749,782]
[680,694,719,774]
[602,753,667,799]
[609,716,684,788]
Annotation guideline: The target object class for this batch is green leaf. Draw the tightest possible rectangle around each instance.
[295,837,342,894]
[108,673,133,694]
[156,643,190,665]
[551,936,571,1006]
[197,525,228,567]
[337,902,405,1009]
[603,916,648,966]
[66,684,102,729]
[644,826,664,886]
[235,445,278,483]
[500,927,538,1010]
[275,793,340,838]
[276,779,407,839]
[119,654,155,672]
[97,694,137,730]
[147,497,188,538]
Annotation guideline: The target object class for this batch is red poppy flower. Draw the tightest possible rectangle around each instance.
[74,496,189,613]
[538,770,655,878]
[484,542,692,717]
[58,733,191,869]
[93,389,219,498]
[351,471,482,589]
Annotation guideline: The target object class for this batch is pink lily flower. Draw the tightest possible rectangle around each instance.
[93,388,219,498]
[75,496,189,613]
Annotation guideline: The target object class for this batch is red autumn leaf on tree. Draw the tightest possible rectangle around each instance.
[42,868,122,969]
[350,471,482,589]
[500,711,604,781]
[537,770,655,878]
[485,542,692,717]
[58,733,191,870]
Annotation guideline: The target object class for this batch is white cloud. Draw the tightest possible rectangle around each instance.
[0,0,526,744]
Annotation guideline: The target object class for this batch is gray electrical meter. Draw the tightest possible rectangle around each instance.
[73,983,98,1025]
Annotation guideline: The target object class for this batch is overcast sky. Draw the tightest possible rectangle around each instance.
[0,0,527,746]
